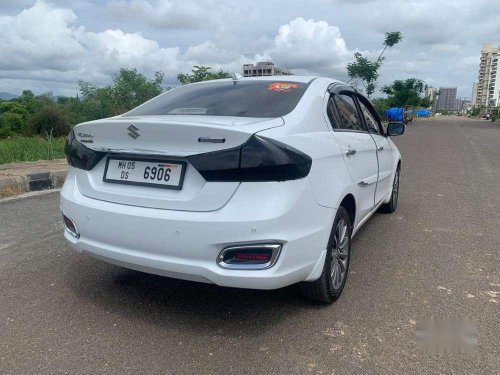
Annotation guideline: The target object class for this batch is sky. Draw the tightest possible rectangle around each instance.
[0,0,499,98]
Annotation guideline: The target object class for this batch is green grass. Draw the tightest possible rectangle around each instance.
[0,136,66,164]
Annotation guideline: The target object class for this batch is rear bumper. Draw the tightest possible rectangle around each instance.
[60,171,334,289]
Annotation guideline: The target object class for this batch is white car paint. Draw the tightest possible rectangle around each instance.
[60,76,402,290]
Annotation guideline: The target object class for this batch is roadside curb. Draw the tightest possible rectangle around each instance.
[0,169,67,199]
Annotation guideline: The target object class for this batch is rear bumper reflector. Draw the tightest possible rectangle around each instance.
[217,243,282,270]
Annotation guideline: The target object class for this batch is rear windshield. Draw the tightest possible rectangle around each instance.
[125,80,310,118]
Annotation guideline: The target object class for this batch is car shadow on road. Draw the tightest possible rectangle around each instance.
[65,258,329,337]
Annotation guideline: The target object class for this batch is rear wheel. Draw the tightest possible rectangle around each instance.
[300,207,351,304]
[379,166,400,213]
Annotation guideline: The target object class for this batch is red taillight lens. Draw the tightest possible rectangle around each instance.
[187,135,311,182]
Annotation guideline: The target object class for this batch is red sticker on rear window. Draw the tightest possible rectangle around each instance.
[268,82,299,92]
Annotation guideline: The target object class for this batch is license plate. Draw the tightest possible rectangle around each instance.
[103,156,187,190]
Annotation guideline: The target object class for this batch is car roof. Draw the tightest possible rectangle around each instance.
[191,75,345,85]
[237,75,318,83]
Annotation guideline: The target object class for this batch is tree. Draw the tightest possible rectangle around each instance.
[79,68,164,120]
[371,97,389,118]
[78,83,114,121]
[0,68,166,139]
[420,96,432,109]
[347,31,403,98]
[177,66,231,84]
[111,68,164,113]
[381,78,428,108]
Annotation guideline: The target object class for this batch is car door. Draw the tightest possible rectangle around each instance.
[326,91,378,222]
[357,95,393,206]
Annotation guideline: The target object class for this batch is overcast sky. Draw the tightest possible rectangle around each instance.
[1,0,499,98]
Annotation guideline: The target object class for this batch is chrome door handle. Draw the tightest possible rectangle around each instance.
[377,146,384,151]
[346,149,357,156]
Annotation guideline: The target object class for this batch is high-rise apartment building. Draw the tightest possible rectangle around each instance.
[435,87,458,112]
[242,62,293,77]
[475,44,500,107]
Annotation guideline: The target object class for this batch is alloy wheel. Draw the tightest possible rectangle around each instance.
[330,219,349,290]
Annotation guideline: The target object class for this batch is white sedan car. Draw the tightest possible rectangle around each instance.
[61,76,404,303]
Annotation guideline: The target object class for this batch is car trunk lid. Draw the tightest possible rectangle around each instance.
[73,116,284,211]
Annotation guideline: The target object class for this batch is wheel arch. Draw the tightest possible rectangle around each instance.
[339,193,356,228]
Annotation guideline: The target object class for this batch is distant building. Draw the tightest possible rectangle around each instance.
[475,44,500,108]
[425,87,438,109]
[242,62,293,77]
[457,98,472,114]
[471,82,478,106]
[435,87,458,112]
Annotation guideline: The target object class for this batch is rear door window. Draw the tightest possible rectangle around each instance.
[326,96,340,129]
[358,99,381,134]
[333,94,365,132]
[125,81,310,118]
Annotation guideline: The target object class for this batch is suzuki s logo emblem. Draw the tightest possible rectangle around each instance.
[127,124,140,139]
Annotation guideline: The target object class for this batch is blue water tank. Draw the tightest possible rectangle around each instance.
[386,108,404,122]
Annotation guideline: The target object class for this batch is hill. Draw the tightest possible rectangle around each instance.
[0,92,18,100]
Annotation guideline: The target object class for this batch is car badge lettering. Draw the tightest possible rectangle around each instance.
[78,133,93,138]
[198,137,226,143]
[127,124,140,139]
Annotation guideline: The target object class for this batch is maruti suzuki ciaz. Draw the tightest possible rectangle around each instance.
[61,76,404,303]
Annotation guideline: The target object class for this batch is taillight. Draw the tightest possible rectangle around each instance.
[187,135,311,182]
[64,130,104,170]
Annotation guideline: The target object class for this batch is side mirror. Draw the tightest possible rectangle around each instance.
[387,122,405,136]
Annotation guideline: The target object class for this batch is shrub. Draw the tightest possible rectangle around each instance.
[3,112,25,134]
[28,106,71,137]
[0,115,10,138]
[0,124,12,138]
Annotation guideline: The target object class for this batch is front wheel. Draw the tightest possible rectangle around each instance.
[379,166,400,213]
[300,207,352,304]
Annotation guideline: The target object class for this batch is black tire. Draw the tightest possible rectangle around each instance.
[379,166,400,214]
[300,207,352,304]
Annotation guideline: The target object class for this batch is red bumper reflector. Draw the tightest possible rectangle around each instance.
[234,253,271,261]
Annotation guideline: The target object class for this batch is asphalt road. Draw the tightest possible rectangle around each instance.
[1,116,499,374]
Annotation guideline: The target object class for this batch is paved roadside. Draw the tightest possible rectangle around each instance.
[0,117,499,374]
[0,159,67,198]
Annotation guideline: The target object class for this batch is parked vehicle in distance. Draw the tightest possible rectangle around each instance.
[61,76,405,303]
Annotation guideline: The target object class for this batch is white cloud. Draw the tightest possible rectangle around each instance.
[261,18,352,77]
[182,18,355,78]
[0,2,83,71]
[331,0,500,46]
[183,41,244,66]
[0,1,183,93]
[107,0,214,30]
[325,0,500,95]
[1,0,498,97]
[0,3,356,95]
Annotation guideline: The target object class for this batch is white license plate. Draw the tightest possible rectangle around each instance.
[103,157,186,190]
